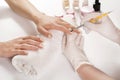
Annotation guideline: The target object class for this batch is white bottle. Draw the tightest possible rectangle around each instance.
[82,0,88,7]
[81,0,94,16]
[63,0,70,11]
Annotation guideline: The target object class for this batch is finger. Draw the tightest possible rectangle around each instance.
[53,24,71,34]
[56,20,80,33]
[18,44,40,51]
[84,21,101,29]
[37,26,52,38]
[56,19,73,29]
[72,29,81,33]
[62,34,67,49]
[22,36,43,42]
[66,32,78,44]
[84,21,93,28]
[77,35,84,49]
[83,25,92,34]
[75,33,82,47]
[13,50,28,55]
[20,39,43,48]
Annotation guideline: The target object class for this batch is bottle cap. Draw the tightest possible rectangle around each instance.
[93,0,101,12]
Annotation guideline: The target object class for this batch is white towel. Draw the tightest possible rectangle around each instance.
[11,12,120,80]
[12,15,76,80]
[12,30,63,79]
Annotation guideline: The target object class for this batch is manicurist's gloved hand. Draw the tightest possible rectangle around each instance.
[62,32,90,70]
[82,12,120,45]
[0,36,43,58]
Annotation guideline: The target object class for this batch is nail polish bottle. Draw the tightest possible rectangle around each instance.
[93,0,101,12]
[82,0,88,7]
[63,0,70,11]
[73,0,79,10]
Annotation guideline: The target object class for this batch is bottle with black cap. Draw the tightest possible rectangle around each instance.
[93,0,101,12]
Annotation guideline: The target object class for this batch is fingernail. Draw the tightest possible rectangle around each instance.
[48,34,52,38]
[24,52,28,55]
[68,28,73,31]
[40,43,43,47]
[40,38,44,42]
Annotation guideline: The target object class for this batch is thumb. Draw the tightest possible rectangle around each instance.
[37,26,52,38]
[83,26,91,34]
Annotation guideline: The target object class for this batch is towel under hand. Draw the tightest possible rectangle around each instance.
[12,30,63,79]
[12,15,76,79]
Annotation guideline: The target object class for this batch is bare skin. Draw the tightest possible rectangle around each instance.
[77,64,114,80]
[2,0,79,57]
[0,36,43,58]
[4,0,116,79]
[5,0,79,38]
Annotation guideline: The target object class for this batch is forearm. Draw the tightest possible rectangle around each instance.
[77,64,114,80]
[5,0,44,24]
[5,0,79,37]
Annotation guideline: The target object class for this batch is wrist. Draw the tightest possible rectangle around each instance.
[32,12,46,24]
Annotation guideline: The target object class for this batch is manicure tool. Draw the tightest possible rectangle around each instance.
[72,0,91,33]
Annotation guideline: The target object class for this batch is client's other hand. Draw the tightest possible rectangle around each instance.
[0,36,43,58]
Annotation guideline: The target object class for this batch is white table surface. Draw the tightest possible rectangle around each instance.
[0,0,120,80]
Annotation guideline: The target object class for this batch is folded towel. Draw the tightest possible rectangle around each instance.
[12,30,63,79]
[12,15,76,79]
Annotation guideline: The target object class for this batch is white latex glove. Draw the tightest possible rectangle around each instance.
[62,32,90,70]
[83,12,120,45]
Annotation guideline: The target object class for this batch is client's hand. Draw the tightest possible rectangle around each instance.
[35,14,80,38]
[0,36,43,58]
[83,12,120,44]
[62,32,89,70]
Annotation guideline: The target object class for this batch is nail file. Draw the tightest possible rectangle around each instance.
[71,24,84,32]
